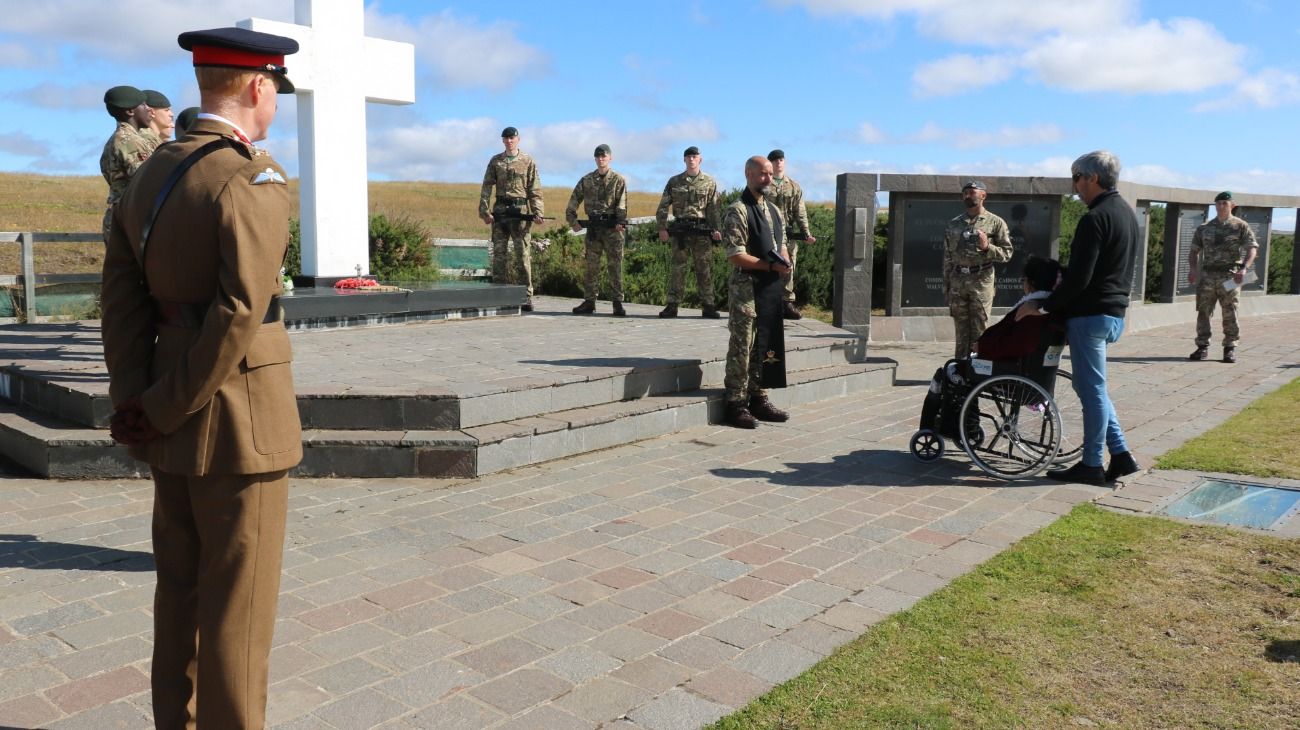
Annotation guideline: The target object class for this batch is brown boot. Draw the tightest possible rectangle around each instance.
[658,304,678,318]
[782,302,802,320]
[1223,347,1236,363]
[572,299,596,314]
[725,402,757,429]
[748,393,789,422]
[1188,346,1208,361]
[701,304,721,319]
[612,301,626,317]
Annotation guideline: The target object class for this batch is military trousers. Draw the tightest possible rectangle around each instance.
[150,467,289,730]
[491,217,534,300]
[101,204,115,246]
[780,239,800,303]
[667,233,715,306]
[584,226,625,302]
[1194,271,1240,348]
[724,269,766,404]
[948,270,995,359]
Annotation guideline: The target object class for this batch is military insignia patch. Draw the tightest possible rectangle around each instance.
[252,168,286,185]
[763,350,780,364]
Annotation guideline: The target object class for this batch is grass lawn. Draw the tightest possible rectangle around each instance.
[710,378,1300,729]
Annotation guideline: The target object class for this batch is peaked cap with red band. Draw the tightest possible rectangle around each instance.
[178,27,299,94]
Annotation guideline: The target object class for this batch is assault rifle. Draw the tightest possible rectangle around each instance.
[576,212,627,228]
[666,217,717,248]
[493,209,554,224]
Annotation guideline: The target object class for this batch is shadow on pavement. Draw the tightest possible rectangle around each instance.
[0,534,152,571]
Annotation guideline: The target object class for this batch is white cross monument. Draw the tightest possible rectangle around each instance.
[239,0,415,283]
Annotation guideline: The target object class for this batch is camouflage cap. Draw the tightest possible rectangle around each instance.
[962,180,987,191]
[501,126,519,138]
[143,89,171,109]
[594,143,611,156]
[1214,190,1233,202]
[767,149,785,161]
[176,107,200,135]
[683,146,700,156]
[104,85,146,111]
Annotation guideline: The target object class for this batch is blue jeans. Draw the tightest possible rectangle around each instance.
[1066,315,1129,467]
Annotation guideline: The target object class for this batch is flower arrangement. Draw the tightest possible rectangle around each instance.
[334,277,379,289]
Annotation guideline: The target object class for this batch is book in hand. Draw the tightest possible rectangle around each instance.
[1222,269,1258,291]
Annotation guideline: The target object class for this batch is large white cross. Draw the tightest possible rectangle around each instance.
[239,0,415,281]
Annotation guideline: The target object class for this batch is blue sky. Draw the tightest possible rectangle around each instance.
[1,1,1298,227]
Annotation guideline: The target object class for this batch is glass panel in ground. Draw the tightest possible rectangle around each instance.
[1161,479,1300,529]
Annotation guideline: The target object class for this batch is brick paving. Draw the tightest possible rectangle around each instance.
[0,313,1297,729]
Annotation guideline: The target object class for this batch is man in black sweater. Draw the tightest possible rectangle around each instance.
[1015,150,1142,486]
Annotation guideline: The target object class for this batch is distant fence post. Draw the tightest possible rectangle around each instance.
[19,232,36,323]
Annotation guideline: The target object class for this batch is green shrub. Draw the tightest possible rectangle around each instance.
[285,214,441,281]
[1269,233,1293,294]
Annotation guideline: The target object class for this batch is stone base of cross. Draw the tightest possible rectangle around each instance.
[240,0,415,284]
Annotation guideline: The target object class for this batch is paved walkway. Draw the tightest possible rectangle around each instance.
[1,313,1297,729]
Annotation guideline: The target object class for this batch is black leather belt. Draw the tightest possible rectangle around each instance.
[156,296,282,328]
[953,263,994,275]
[497,197,527,206]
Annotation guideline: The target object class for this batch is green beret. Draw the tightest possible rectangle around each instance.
[1214,191,1233,202]
[176,107,200,135]
[103,85,146,110]
[594,143,611,156]
[143,90,171,109]
[963,180,987,191]
[683,146,700,156]
[767,149,785,162]
[501,126,519,138]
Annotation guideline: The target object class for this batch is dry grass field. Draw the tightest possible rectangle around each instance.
[0,172,663,275]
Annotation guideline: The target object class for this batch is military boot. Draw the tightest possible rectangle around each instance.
[701,304,721,319]
[724,402,758,429]
[1188,346,1208,361]
[612,301,626,317]
[572,299,596,315]
[658,304,678,318]
[782,302,802,320]
[1223,347,1236,364]
[748,393,789,422]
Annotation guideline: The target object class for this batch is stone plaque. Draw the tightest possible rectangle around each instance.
[898,197,1056,309]
[1234,207,1271,293]
[1172,207,1205,297]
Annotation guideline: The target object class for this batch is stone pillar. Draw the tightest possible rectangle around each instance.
[1131,200,1150,303]
[1159,203,1206,302]
[1233,206,1272,294]
[833,173,876,340]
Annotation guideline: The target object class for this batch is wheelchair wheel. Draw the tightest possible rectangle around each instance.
[1051,370,1084,465]
[959,374,1061,479]
[910,429,945,462]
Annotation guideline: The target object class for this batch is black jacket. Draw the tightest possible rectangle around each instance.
[1044,189,1138,319]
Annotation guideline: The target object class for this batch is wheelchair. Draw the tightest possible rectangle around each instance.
[909,333,1083,480]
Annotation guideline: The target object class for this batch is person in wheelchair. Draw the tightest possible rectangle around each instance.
[974,256,1064,362]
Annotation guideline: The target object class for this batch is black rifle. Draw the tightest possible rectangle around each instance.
[494,209,554,223]
[667,218,716,249]
[765,248,792,269]
[576,212,626,228]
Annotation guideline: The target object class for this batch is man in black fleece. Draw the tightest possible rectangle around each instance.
[1015,150,1141,486]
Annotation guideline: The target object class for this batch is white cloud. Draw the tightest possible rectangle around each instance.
[858,122,887,144]
[1024,18,1244,93]
[912,53,1017,97]
[916,0,1135,44]
[1193,68,1300,112]
[364,9,549,91]
[771,0,948,18]
[0,41,54,67]
[0,132,52,158]
[366,117,500,181]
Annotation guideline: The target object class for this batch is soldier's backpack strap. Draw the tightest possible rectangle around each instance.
[138,137,240,294]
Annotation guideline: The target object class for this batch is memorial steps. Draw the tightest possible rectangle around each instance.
[0,297,895,479]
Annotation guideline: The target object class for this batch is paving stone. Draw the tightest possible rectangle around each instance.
[467,667,572,715]
[782,579,854,608]
[739,596,823,630]
[718,576,785,602]
[303,656,393,695]
[702,617,780,650]
[537,644,623,684]
[656,634,741,671]
[374,659,485,707]
[406,695,505,730]
[818,601,888,633]
[453,636,548,677]
[849,585,922,614]
[732,640,823,685]
[779,621,855,657]
[495,704,599,730]
[554,677,654,724]
[587,626,668,661]
[45,666,150,714]
[312,687,408,728]
[516,617,598,651]
[631,609,709,640]
[440,607,534,645]
[626,687,731,730]
[879,569,950,598]
[611,653,693,694]
[685,665,774,709]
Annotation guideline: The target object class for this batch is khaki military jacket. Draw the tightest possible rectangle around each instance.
[942,209,1013,285]
[479,151,543,217]
[99,122,155,206]
[101,118,301,476]
[655,172,721,231]
[1191,215,1257,272]
[768,176,810,238]
[723,197,785,257]
[565,169,628,226]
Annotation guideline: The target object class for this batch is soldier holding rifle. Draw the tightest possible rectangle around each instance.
[566,143,629,316]
[480,126,547,311]
[655,145,723,318]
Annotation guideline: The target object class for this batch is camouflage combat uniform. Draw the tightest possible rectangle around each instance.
[1191,215,1257,348]
[565,168,628,303]
[656,172,721,306]
[943,209,1013,359]
[479,151,544,300]
[99,121,155,243]
[768,175,810,303]
[722,197,784,405]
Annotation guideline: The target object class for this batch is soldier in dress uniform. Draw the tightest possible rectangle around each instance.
[655,146,723,318]
[943,180,1014,359]
[175,106,201,137]
[100,26,302,730]
[479,126,544,311]
[766,149,816,320]
[143,89,175,146]
[99,85,155,243]
[566,143,628,316]
[722,156,793,429]
[1187,191,1258,363]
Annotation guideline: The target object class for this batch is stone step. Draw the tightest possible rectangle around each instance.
[0,360,895,480]
[2,336,869,431]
